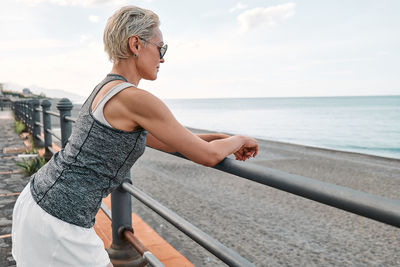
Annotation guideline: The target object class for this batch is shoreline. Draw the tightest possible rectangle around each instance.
[51,122,400,162]
[187,126,400,162]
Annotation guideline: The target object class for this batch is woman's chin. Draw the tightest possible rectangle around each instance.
[143,74,157,81]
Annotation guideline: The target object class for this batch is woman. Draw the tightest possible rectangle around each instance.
[12,5,258,267]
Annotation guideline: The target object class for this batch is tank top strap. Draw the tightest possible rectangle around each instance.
[92,82,136,113]
[91,82,136,128]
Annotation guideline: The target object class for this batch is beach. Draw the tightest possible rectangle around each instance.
[128,127,400,266]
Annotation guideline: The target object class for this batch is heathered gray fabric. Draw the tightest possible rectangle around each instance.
[30,74,148,228]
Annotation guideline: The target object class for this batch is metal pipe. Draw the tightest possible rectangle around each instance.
[124,231,165,267]
[45,129,61,141]
[41,99,54,161]
[122,182,256,267]
[35,135,43,143]
[64,116,76,123]
[100,202,112,220]
[170,152,400,228]
[111,174,133,246]
[28,100,34,134]
[143,252,165,267]
[57,98,73,148]
[45,110,60,117]
[123,231,147,255]
[48,146,55,155]
[108,174,146,266]
[216,158,400,228]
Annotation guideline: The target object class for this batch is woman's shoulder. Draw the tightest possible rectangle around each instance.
[120,86,164,107]
[115,86,169,118]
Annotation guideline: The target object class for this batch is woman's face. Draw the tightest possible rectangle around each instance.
[137,27,165,81]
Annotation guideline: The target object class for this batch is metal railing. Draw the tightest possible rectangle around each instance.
[11,98,400,267]
[0,99,12,111]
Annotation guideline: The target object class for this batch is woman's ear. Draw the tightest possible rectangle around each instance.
[128,36,140,56]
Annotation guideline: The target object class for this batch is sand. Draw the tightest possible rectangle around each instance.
[128,127,400,266]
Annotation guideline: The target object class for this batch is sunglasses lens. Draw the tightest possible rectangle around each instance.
[160,45,168,59]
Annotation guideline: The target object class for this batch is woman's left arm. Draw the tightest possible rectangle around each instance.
[146,132,230,152]
[195,133,230,142]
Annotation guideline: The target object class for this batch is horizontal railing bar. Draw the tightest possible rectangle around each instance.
[45,110,60,117]
[64,116,76,123]
[143,251,165,267]
[123,231,165,267]
[170,153,400,228]
[48,146,55,155]
[100,202,112,220]
[35,122,43,127]
[35,107,42,112]
[35,135,43,143]
[45,129,61,141]
[122,182,256,267]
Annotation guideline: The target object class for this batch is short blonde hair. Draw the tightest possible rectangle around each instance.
[103,6,160,62]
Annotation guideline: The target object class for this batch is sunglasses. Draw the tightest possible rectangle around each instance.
[138,36,168,59]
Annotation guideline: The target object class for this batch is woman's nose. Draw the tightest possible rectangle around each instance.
[160,58,165,63]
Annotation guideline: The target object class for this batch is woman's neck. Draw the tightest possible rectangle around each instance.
[110,59,141,86]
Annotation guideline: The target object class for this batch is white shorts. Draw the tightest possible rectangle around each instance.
[12,183,111,267]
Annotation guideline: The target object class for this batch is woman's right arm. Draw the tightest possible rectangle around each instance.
[121,89,258,167]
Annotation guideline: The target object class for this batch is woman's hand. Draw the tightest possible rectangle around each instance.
[234,137,258,161]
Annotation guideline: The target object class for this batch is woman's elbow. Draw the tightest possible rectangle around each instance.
[199,151,223,167]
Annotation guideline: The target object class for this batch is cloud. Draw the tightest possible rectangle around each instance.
[229,2,247,13]
[20,0,127,7]
[237,3,296,32]
[89,15,99,23]
[0,40,109,98]
[0,38,73,51]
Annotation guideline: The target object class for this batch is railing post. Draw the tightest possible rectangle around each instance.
[21,101,24,122]
[41,99,53,160]
[16,102,20,120]
[14,102,18,119]
[57,98,73,148]
[107,173,146,267]
[22,101,26,127]
[23,101,27,129]
[28,100,35,134]
[25,100,30,130]
[32,99,41,147]
[22,101,24,123]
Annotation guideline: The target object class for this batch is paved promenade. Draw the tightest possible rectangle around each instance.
[0,110,28,267]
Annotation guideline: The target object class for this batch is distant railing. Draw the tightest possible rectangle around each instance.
[0,99,12,111]
[11,98,400,267]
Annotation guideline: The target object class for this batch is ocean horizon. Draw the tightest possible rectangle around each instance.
[164,95,400,160]
[53,95,400,160]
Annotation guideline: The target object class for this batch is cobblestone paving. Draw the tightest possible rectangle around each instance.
[0,110,30,267]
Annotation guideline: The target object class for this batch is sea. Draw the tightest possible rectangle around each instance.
[163,95,400,160]
[57,95,399,160]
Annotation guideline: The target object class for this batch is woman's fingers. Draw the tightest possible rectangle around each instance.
[234,140,259,161]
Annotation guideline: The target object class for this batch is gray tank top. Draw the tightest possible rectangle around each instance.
[30,74,148,228]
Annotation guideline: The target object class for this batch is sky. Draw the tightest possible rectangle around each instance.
[1,0,399,99]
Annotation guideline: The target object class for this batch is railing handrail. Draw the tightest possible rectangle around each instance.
[170,152,400,228]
